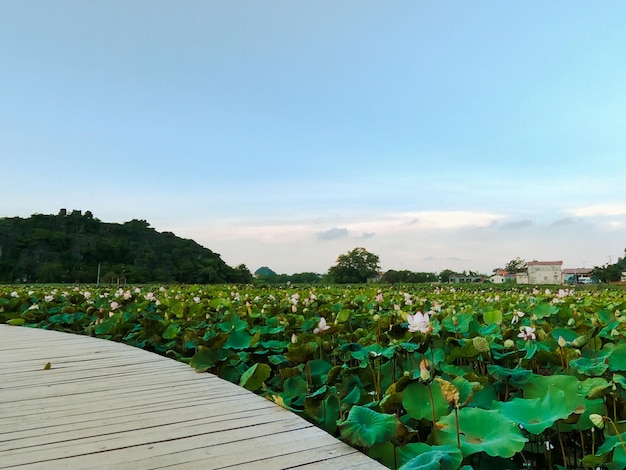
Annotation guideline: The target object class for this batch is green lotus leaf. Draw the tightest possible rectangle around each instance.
[570,356,609,376]
[551,327,579,343]
[613,373,626,390]
[189,348,229,372]
[368,442,397,470]
[397,444,463,470]
[609,343,626,372]
[259,339,289,350]
[530,302,559,319]
[162,322,180,339]
[402,380,449,421]
[239,362,271,391]
[448,340,479,360]
[441,313,473,334]
[339,406,400,448]
[487,364,533,387]
[524,374,585,410]
[224,329,253,350]
[336,309,352,323]
[438,408,527,458]
[305,393,340,434]
[483,309,503,326]
[307,359,333,381]
[492,387,574,434]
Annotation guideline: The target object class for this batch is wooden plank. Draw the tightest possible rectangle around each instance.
[0,325,386,469]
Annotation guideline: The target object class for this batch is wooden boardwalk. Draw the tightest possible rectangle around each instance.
[0,325,386,469]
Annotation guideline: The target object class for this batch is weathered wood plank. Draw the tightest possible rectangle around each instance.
[0,325,386,469]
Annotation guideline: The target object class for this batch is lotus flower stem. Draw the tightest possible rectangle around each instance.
[577,425,586,461]
[454,406,461,450]
[426,381,438,445]
[556,422,567,469]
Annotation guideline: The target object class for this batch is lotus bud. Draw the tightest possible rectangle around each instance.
[558,336,567,348]
[589,413,605,429]
[567,317,576,326]
[504,339,515,349]
[291,333,298,344]
[419,359,431,381]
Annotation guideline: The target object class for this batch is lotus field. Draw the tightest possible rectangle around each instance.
[3,283,626,469]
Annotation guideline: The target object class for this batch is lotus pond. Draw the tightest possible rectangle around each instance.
[2,283,626,470]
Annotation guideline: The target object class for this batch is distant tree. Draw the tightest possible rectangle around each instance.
[438,269,458,283]
[233,264,253,283]
[327,247,380,284]
[592,263,623,283]
[504,257,527,273]
[382,270,438,284]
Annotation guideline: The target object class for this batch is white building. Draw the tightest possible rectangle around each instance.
[526,261,563,284]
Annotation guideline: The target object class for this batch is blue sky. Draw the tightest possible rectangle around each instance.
[2,1,626,275]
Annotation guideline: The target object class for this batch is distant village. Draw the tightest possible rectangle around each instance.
[450,260,626,285]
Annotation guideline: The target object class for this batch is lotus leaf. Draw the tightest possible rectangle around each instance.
[162,322,180,339]
[397,444,462,470]
[438,407,527,458]
[483,309,503,325]
[570,355,609,376]
[402,380,449,421]
[189,348,229,372]
[339,406,400,448]
[609,343,626,372]
[530,302,559,319]
[224,329,253,350]
[239,362,271,391]
[487,364,533,387]
[492,387,574,434]
[367,442,396,469]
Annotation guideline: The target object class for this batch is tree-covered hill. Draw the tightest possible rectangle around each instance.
[0,210,251,284]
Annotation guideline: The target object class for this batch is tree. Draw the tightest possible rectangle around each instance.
[327,247,380,284]
[438,269,458,283]
[504,257,527,273]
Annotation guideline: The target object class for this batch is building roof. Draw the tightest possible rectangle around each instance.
[563,268,593,274]
[527,261,563,266]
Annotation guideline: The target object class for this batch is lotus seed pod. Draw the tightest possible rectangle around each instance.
[472,336,490,353]
[504,339,515,348]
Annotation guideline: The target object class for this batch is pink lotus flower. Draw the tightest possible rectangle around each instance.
[518,326,536,341]
[407,311,431,333]
[314,317,331,334]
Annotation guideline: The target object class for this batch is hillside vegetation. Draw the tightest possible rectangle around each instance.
[0,210,251,284]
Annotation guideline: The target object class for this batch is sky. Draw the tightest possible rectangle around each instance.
[2,1,626,276]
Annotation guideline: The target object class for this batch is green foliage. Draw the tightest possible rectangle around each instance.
[338,406,400,448]
[0,211,244,283]
[327,247,380,284]
[4,283,626,469]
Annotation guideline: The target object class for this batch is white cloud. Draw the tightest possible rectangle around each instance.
[570,204,626,217]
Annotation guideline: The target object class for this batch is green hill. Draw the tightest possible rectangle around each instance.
[0,210,251,284]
